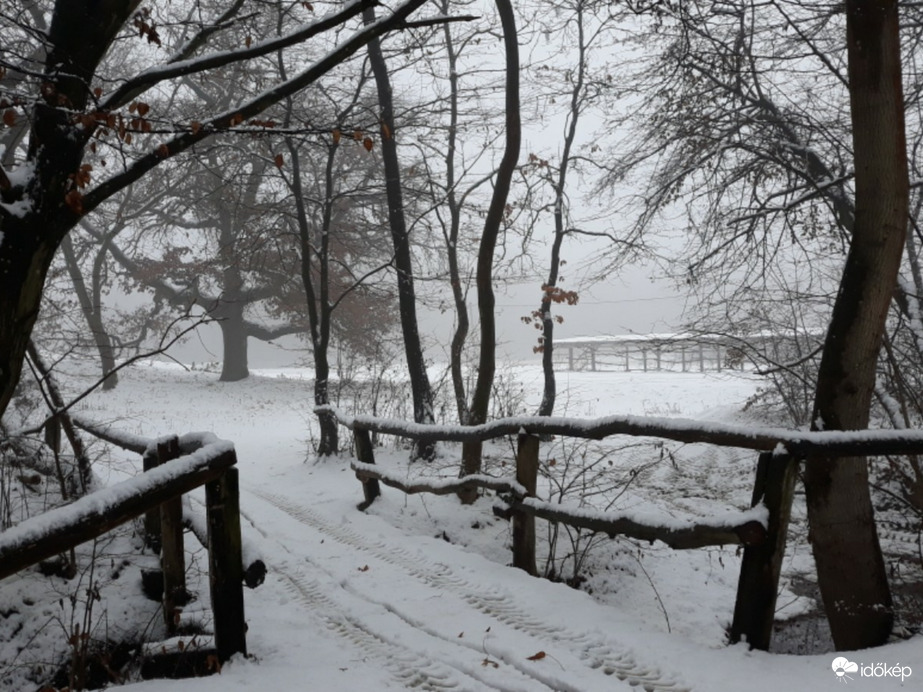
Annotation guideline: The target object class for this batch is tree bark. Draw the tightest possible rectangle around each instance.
[217,302,250,382]
[60,234,119,390]
[804,0,906,651]
[0,0,134,417]
[364,7,436,460]
[458,0,521,501]
[537,2,587,417]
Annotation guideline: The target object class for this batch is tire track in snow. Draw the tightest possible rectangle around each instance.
[248,488,691,692]
[245,493,547,690]
[277,570,494,691]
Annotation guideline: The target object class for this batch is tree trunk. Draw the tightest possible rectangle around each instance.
[458,0,521,501]
[435,0,470,425]
[537,4,586,418]
[313,351,338,456]
[217,301,250,382]
[60,234,119,390]
[0,225,58,417]
[282,83,340,455]
[804,0,906,651]
[0,0,133,417]
[364,7,436,460]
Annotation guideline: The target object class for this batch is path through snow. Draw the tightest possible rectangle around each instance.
[5,362,918,691]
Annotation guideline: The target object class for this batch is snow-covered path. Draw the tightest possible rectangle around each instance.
[22,362,918,691]
[244,485,688,691]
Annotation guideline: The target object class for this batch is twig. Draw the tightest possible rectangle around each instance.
[19,314,213,436]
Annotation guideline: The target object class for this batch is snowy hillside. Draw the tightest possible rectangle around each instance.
[1,362,920,690]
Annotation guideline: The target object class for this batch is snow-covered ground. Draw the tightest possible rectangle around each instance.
[1,361,920,690]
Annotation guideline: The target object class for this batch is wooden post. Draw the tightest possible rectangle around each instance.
[354,428,381,510]
[142,447,162,552]
[568,346,574,371]
[512,434,539,576]
[158,436,185,635]
[730,452,799,650]
[206,461,247,662]
[590,348,596,371]
[642,347,648,372]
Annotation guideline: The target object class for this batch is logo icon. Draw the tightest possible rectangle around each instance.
[832,657,859,683]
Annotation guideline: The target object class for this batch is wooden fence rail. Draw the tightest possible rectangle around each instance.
[323,405,923,653]
[318,404,923,457]
[0,425,248,664]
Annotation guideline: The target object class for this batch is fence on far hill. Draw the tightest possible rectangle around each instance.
[554,331,824,373]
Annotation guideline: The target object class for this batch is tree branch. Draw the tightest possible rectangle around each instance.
[80,0,432,217]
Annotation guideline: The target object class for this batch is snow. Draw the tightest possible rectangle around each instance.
[329,403,923,456]
[0,437,233,559]
[0,198,32,219]
[4,159,35,188]
[518,495,769,532]
[1,362,920,691]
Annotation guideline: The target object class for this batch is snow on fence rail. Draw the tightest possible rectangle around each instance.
[319,405,923,457]
[349,459,768,550]
[0,419,250,665]
[321,404,923,652]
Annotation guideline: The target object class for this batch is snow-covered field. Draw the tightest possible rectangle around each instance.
[2,361,921,690]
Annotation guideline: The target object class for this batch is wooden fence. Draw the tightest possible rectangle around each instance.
[0,420,249,665]
[321,405,923,652]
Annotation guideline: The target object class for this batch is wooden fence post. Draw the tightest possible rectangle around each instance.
[512,434,539,576]
[206,459,247,662]
[354,428,381,510]
[142,447,162,551]
[158,436,185,635]
[730,452,799,650]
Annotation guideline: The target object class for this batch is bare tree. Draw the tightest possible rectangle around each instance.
[803,0,907,650]
[278,75,398,455]
[364,5,437,459]
[458,0,521,501]
[525,0,617,416]
[0,0,435,420]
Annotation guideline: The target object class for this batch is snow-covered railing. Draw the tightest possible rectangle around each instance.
[318,405,923,457]
[350,459,768,550]
[73,415,266,586]
[0,423,248,665]
[325,407,770,577]
[323,405,923,652]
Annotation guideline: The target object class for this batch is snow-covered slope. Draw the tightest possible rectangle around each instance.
[1,361,919,690]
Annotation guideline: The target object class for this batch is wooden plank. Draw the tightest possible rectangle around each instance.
[0,450,234,581]
[143,447,162,551]
[351,461,519,496]
[158,436,186,635]
[506,496,765,550]
[512,434,539,576]
[729,452,799,650]
[206,464,247,662]
[318,407,923,457]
